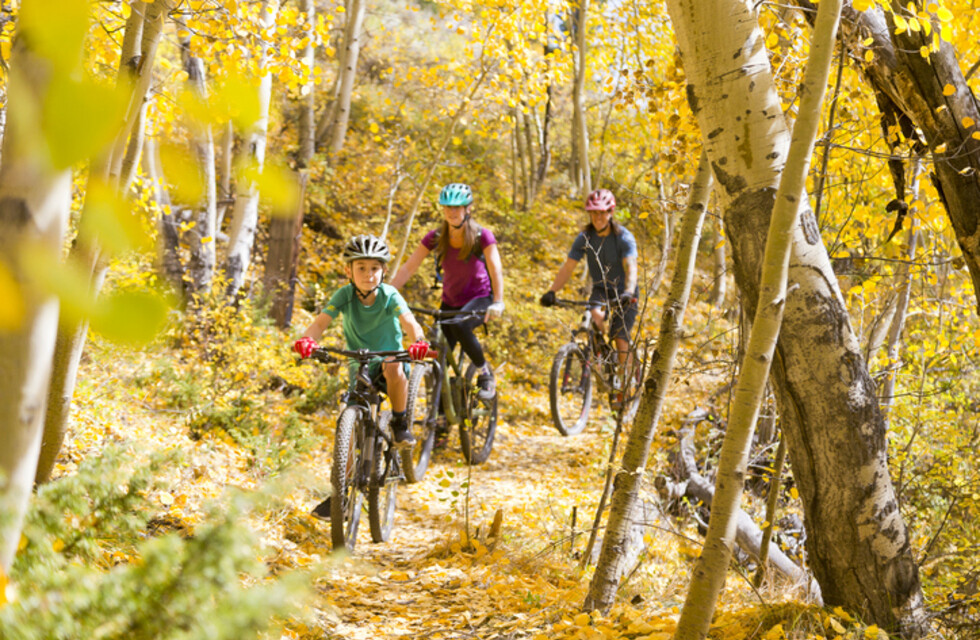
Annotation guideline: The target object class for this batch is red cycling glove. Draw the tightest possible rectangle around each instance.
[408,340,430,361]
[293,337,318,359]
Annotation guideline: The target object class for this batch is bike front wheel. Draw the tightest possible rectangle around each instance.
[459,361,498,464]
[330,406,364,552]
[400,363,438,483]
[369,411,398,543]
[549,343,593,436]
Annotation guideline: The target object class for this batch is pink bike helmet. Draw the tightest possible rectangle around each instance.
[585,188,616,211]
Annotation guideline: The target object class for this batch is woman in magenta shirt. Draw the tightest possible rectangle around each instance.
[391,183,504,401]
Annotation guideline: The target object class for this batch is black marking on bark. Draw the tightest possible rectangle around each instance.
[0,197,31,228]
[686,84,699,115]
[767,151,780,160]
[708,127,723,139]
[711,161,748,196]
[801,206,820,245]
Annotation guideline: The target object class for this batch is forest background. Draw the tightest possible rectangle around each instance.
[1,0,980,638]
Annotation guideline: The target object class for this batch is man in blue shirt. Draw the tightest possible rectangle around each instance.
[540,189,638,389]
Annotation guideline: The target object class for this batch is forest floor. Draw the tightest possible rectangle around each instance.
[54,329,848,640]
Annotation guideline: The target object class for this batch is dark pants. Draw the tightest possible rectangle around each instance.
[588,285,638,341]
[440,295,492,369]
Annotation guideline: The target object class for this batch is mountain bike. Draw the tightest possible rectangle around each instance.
[399,307,498,478]
[547,299,644,436]
[309,346,416,552]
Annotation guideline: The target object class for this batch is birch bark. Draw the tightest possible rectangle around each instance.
[666,0,926,633]
[584,152,712,610]
[0,32,73,572]
[224,0,281,298]
[673,0,841,635]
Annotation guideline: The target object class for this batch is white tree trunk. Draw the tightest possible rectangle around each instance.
[224,0,281,298]
[667,0,927,634]
[179,33,218,294]
[570,0,591,195]
[325,0,365,157]
[672,1,841,636]
[584,152,712,610]
[0,35,73,572]
[35,0,171,486]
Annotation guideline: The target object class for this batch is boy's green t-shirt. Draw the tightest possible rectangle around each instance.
[323,283,409,351]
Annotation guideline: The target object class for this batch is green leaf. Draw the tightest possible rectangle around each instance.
[158,143,206,205]
[90,290,170,346]
[77,183,151,257]
[20,244,97,323]
[43,77,128,169]
[18,0,90,73]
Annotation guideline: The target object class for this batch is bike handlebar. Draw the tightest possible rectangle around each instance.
[553,299,603,309]
[310,346,413,364]
[409,307,486,323]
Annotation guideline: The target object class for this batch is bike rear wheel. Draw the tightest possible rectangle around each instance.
[459,360,498,464]
[400,363,438,483]
[549,342,592,436]
[330,406,364,552]
[369,411,398,543]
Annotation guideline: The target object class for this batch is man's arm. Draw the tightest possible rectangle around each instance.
[623,254,637,294]
[549,258,580,293]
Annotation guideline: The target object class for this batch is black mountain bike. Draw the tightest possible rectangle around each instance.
[547,299,643,436]
[310,346,415,552]
[398,307,498,480]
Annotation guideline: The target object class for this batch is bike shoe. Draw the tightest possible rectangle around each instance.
[476,372,496,402]
[311,497,331,521]
[391,416,417,449]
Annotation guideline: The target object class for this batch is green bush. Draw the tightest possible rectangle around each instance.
[0,448,311,640]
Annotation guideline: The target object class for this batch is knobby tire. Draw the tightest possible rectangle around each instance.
[549,343,592,436]
[368,411,398,543]
[459,360,497,464]
[331,406,364,552]
[400,363,438,483]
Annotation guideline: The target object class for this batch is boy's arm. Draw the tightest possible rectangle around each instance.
[302,313,332,340]
[398,312,427,345]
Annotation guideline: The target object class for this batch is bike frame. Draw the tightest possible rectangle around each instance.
[410,308,485,428]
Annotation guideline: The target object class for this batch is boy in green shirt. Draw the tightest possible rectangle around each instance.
[293,234,430,450]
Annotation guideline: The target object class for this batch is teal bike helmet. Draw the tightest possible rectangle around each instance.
[439,183,473,206]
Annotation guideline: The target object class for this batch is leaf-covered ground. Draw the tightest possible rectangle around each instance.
[46,316,898,640]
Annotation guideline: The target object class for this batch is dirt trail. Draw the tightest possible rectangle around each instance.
[301,386,626,639]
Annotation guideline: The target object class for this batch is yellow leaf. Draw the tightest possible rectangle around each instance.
[160,492,175,506]
[972,131,980,140]
[919,45,930,58]
[790,486,800,500]
[0,261,24,331]
[934,142,948,153]
[962,117,975,129]
[936,6,953,21]
[574,612,592,627]
[0,565,7,606]
[452,136,462,145]
[52,539,65,552]
[908,17,920,32]
[865,49,875,63]
[766,32,779,49]
[943,84,956,96]
[829,617,846,633]
[853,0,875,10]
[892,14,908,33]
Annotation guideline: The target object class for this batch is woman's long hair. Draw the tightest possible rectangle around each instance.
[435,215,481,263]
